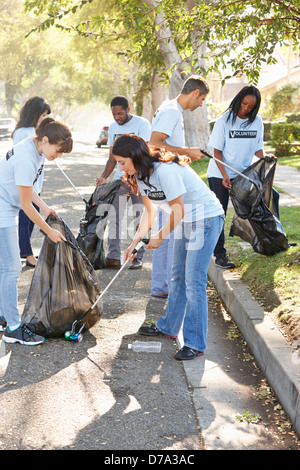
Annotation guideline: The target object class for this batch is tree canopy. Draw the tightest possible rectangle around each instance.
[25,0,300,84]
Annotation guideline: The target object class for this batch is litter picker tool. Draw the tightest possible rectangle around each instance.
[54,160,88,204]
[201,149,264,191]
[64,238,149,342]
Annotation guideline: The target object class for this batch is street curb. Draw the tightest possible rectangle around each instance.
[207,259,300,437]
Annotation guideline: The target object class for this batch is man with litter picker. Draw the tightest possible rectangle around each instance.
[96,96,151,269]
[148,75,209,298]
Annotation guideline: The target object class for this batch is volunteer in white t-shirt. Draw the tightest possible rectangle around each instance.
[207,85,276,269]
[96,96,151,270]
[112,134,224,361]
[149,75,209,298]
[0,117,73,345]
[12,96,51,268]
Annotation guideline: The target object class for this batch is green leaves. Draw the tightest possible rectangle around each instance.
[24,0,300,84]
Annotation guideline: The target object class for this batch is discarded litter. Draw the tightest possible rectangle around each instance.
[128,341,162,353]
[21,215,102,338]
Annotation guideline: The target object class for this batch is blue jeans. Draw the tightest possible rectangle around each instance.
[18,202,40,258]
[107,185,145,262]
[0,226,22,328]
[156,215,224,352]
[151,209,174,295]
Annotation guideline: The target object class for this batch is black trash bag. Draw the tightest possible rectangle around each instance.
[21,215,102,338]
[229,158,289,256]
[76,179,122,269]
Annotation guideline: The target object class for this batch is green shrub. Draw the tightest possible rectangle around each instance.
[286,113,300,123]
[270,122,300,156]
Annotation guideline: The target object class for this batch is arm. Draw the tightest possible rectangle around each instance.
[96,147,117,186]
[149,196,184,248]
[123,195,157,263]
[213,148,232,189]
[19,187,66,243]
[124,195,185,263]
[149,131,205,161]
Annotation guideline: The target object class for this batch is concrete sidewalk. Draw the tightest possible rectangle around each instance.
[187,163,300,443]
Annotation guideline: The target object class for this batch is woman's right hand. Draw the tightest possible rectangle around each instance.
[47,228,66,243]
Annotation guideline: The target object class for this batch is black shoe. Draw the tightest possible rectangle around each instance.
[139,324,177,339]
[174,346,204,361]
[105,258,121,269]
[215,255,235,269]
[26,260,37,268]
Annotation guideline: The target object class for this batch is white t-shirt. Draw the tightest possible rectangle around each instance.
[0,137,45,227]
[108,115,151,180]
[207,110,264,179]
[137,161,223,222]
[151,99,184,147]
[13,126,44,194]
[13,126,35,144]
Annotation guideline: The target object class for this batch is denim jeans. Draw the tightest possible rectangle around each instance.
[151,209,174,295]
[18,201,40,258]
[0,226,22,328]
[156,215,224,352]
[107,185,145,262]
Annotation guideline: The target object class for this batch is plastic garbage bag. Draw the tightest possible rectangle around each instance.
[229,158,289,256]
[76,179,122,269]
[21,215,102,338]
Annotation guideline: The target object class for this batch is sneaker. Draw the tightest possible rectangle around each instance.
[105,258,121,269]
[2,324,45,346]
[174,346,204,361]
[215,255,235,269]
[129,259,143,270]
[139,324,177,339]
[0,317,7,332]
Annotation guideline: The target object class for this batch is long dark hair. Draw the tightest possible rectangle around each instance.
[112,134,190,193]
[36,117,73,153]
[226,85,261,127]
[12,96,51,137]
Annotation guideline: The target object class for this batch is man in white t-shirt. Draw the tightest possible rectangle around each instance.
[149,75,209,298]
[96,96,151,269]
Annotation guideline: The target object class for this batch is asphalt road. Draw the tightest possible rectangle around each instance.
[0,138,299,452]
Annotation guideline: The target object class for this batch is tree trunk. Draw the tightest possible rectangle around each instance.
[145,0,210,150]
[150,70,166,118]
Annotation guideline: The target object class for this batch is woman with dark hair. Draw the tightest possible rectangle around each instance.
[0,117,73,345]
[112,134,224,360]
[12,96,51,267]
[207,85,276,269]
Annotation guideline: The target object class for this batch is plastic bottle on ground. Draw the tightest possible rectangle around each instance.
[128,341,162,353]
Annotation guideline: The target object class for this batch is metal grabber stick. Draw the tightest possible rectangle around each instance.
[54,160,88,204]
[65,238,150,342]
[200,149,261,188]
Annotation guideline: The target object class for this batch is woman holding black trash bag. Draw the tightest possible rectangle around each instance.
[207,85,278,269]
[0,117,73,345]
[112,134,224,360]
[12,96,51,268]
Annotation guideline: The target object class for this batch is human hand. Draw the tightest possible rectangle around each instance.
[222,175,232,189]
[47,228,66,243]
[187,148,205,161]
[147,234,163,250]
[44,206,59,218]
[264,154,276,163]
[96,177,106,187]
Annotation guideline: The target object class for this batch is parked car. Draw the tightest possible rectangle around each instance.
[0,118,16,139]
[96,126,109,147]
